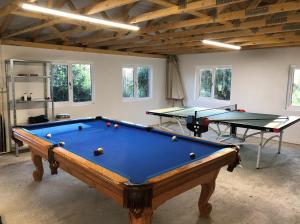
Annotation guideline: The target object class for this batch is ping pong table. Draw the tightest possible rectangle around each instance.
[146,105,300,169]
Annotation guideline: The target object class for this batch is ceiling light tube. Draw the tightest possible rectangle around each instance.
[202,39,241,50]
[21,3,140,31]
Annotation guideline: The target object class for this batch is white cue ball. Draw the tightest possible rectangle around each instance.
[172,136,177,141]
[46,133,52,138]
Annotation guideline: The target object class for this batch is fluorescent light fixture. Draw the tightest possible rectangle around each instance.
[21,3,140,31]
[202,39,241,50]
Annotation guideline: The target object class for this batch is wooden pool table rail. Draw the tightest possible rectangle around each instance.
[13,127,239,224]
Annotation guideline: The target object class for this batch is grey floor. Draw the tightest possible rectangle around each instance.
[0,128,300,224]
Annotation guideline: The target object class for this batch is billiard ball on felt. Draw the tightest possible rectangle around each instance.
[46,133,52,138]
[172,136,177,141]
[106,122,111,127]
[189,152,196,160]
[94,147,104,156]
[114,124,119,128]
[78,126,82,130]
[59,141,65,147]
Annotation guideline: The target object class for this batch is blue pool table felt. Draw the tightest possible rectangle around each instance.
[24,118,231,184]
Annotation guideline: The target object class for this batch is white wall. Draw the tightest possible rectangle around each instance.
[0,45,167,127]
[179,47,300,144]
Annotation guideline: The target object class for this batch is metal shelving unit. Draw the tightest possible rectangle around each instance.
[5,59,55,155]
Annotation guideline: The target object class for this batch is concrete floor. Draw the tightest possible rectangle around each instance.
[0,131,300,224]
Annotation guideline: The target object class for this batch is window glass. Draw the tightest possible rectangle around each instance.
[72,64,92,102]
[137,66,150,98]
[199,69,213,97]
[214,68,232,100]
[292,69,300,106]
[122,67,134,98]
[52,64,69,102]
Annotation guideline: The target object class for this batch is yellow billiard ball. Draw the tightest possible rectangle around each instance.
[94,147,104,156]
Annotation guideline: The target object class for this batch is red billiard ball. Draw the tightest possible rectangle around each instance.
[114,124,119,128]
[106,122,111,127]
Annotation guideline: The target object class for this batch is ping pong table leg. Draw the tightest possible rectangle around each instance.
[256,131,264,169]
[230,124,237,137]
[177,118,186,134]
[278,131,283,154]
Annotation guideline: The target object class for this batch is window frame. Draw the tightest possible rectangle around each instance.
[122,64,152,102]
[51,61,94,107]
[286,65,300,111]
[195,65,232,102]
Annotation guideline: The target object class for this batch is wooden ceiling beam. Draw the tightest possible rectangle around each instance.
[48,26,69,42]
[35,26,89,42]
[141,1,300,33]
[137,38,300,55]
[82,0,139,15]
[47,0,53,8]
[127,31,299,53]
[146,0,215,20]
[2,20,59,39]
[0,0,21,17]
[149,36,300,54]
[228,32,299,44]
[66,0,77,11]
[156,41,300,55]
[247,0,262,9]
[97,13,300,48]
[54,0,68,8]
[0,15,13,34]
[17,0,133,42]
[108,24,300,50]
[5,8,122,39]
[150,13,300,40]
[1,39,166,58]
[130,0,247,24]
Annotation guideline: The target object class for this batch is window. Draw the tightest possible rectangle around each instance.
[287,65,300,109]
[197,66,232,101]
[122,65,151,99]
[52,64,69,102]
[51,63,92,103]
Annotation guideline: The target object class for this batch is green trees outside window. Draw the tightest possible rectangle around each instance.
[122,68,134,97]
[72,64,92,102]
[122,66,151,99]
[292,69,300,106]
[52,64,69,102]
[51,63,92,103]
[199,69,213,97]
[198,67,232,101]
[214,68,232,100]
[137,67,150,98]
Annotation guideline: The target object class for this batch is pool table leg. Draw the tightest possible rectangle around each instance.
[31,150,44,181]
[129,208,153,224]
[198,171,218,217]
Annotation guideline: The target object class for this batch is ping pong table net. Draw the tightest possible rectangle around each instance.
[193,104,238,119]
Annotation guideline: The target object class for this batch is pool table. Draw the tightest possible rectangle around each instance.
[13,117,239,224]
